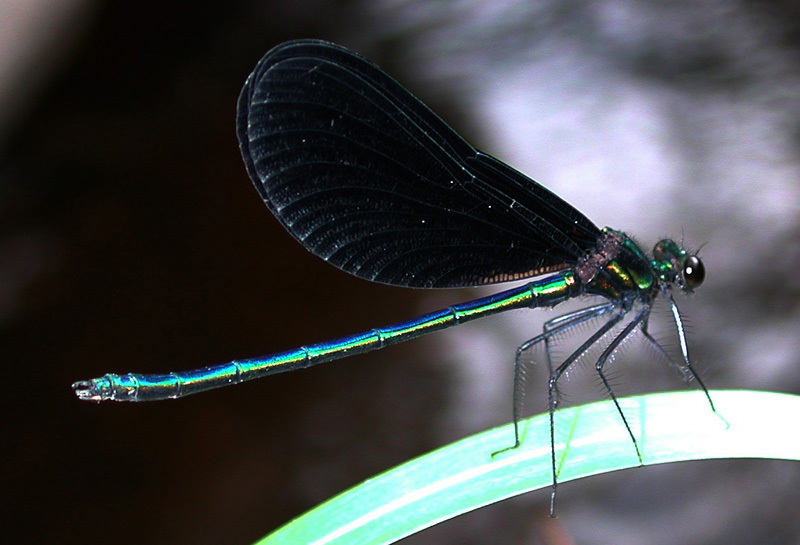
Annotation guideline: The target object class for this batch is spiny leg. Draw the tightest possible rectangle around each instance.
[493,303,615,454]
[639,313,684,376]
[640,311,709,393]
[641,308,727,437]
[540,304,616,419]
[594,305,652,467]
[546,309,626,516]
[664,291,717,414]
[542,304,615,405]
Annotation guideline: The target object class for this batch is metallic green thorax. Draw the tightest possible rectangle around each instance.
[579,227,656,302]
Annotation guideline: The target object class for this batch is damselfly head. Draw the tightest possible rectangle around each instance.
[652,239,705,292]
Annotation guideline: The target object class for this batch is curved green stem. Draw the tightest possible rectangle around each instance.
[255,390,800,545]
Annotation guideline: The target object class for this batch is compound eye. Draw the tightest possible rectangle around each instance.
[683,255,705,289]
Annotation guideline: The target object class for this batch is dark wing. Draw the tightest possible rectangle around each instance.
[237,39,600,288]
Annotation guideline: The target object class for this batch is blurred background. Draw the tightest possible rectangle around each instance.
[3,1,799,544]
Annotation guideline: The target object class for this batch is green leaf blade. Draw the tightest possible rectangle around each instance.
[256,390,800,545]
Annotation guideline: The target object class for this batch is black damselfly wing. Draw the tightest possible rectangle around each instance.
[237,40,600,288]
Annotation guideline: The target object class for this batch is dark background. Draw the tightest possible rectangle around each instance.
[3,1,799,544]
